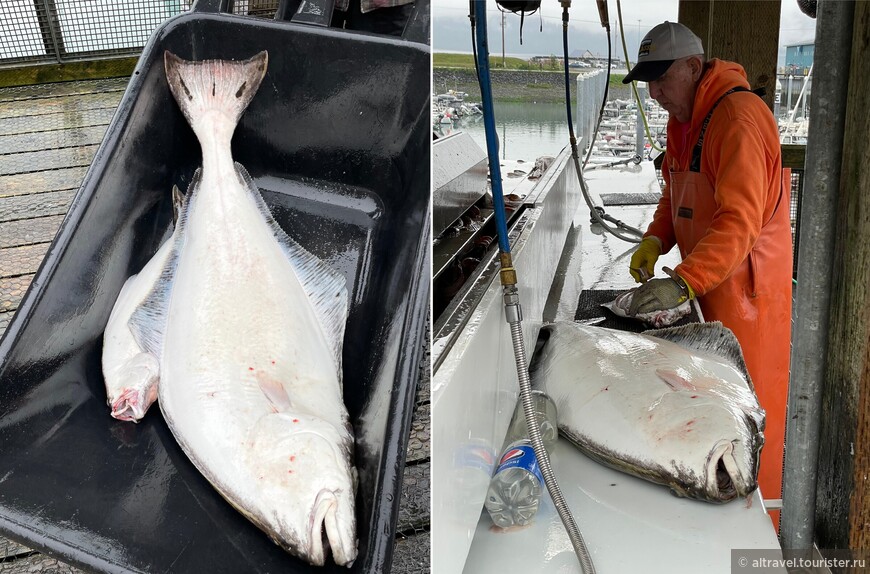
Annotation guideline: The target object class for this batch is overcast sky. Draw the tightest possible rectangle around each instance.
[432,1,817,67]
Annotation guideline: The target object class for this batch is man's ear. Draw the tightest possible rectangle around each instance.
[688,55,705,81]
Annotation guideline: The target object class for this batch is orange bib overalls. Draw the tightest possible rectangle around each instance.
[669,88,792,523]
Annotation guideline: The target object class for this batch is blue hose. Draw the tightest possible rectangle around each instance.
[473,0,510,254]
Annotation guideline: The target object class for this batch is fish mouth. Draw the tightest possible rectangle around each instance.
[308,488,356,567]
[715,456,736,499]
[706,440,746,502]
[110,388,146,422]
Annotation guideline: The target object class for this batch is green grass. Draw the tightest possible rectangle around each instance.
[434,52,562,71]
[434,53,628,78]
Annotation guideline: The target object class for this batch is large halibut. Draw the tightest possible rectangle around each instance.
[530,321,765,503]
[130,52,357,566]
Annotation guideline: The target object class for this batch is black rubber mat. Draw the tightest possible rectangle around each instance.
[600,192,662,206]
[574,289,701,333]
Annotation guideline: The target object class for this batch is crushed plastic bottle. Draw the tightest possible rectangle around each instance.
[484,390,558,528]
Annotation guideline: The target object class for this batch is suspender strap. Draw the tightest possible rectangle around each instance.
[689,86,751,173]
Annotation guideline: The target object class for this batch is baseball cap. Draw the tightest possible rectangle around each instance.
[622,21,704,84]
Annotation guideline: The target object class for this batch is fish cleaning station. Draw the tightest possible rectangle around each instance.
[432,1,870,573]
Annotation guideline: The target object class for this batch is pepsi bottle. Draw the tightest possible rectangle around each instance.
[484,390,558,528]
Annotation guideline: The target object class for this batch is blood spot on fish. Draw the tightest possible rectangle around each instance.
[691,395,699,399]
[288,470,294,474]
[271,360,275,365]
[293,419,299,423]
[249,367,254,371]
[686,420,695,426]
[290,456,296,462]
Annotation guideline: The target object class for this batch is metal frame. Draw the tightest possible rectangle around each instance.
[0,0,281,68]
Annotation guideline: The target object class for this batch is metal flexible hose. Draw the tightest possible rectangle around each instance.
[561,2,644,244]
[504,288,596,574]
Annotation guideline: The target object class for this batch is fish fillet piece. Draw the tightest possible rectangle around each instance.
[530,321,765,503]
[130,51,357,566]
[602,289,692,328]
[102,184,188,422]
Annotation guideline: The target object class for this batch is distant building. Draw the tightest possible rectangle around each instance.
[783,43,813,76]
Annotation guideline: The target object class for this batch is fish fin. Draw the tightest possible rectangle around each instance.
[255,372,294,413]
[655,368,697,392]
[642,322,755,394]
[234,162,349,375]
[164,51,268,134]
[171,184,183,225]
[129,169,199,356]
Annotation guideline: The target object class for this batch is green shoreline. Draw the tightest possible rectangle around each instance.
[434,67,632,104]
[434,52,631,103]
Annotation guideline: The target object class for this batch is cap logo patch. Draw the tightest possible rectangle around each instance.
[638,39,652,58]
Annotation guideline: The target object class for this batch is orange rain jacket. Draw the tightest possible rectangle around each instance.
[645,59,792,509]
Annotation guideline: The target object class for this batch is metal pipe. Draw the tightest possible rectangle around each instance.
[634,86,644,158]
[472,3,595,570]
[505,287,595,574]
[781,0,854,552]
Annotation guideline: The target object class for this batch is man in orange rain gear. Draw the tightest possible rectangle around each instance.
[624,22,792,525]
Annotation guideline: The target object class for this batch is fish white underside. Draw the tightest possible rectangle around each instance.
[103,184,186,422]
[134,51,357,566]
[101,237,172,420]
[157,163,356,564]
[532,321,764,502]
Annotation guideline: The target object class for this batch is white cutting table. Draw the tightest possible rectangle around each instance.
[463,439,785,573]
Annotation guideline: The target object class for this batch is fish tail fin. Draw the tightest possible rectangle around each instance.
[163,51,268,139]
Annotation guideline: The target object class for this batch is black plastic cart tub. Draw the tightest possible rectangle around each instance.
[0,3,429,573]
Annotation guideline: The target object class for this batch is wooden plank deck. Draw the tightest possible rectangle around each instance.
[0,78,430,573]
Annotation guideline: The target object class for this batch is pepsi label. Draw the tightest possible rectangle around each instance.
[494,440,544,484]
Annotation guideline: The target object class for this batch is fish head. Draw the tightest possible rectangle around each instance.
[105,353,160,423]
[692,407,763,503]
[247,413,357,567]
[701,432,761,502]
[109,386,155,422]
[649,396,761,503]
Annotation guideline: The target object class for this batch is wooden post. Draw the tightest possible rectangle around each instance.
[678,0,781,111]
[815,2,870,559]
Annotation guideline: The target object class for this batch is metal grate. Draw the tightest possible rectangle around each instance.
[789,169,803,278]
[0,1,281,68]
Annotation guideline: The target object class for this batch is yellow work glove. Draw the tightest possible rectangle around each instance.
[628,267,695,316]
[629,236,662,283]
